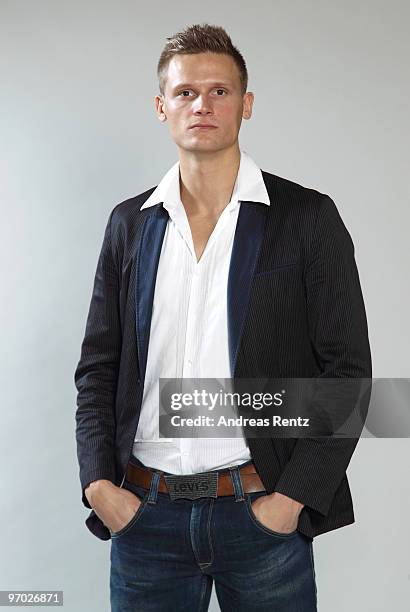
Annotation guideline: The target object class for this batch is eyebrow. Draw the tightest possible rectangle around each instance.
[172,82,232,92]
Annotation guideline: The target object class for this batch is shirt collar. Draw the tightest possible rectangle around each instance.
[140,149,270,212]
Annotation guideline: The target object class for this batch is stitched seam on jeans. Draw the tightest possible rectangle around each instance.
[196,498,215,568]
[206,498,215,566]
[198,575,210,611]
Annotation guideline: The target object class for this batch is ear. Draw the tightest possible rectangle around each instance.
[155,94,167,122]
[242,91,254,120]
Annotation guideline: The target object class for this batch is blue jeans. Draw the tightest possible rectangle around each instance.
[110,458,317,611]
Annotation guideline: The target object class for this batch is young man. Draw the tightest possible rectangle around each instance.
[75,23,371,611]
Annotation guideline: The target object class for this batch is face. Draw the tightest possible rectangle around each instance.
[155,52,254,154]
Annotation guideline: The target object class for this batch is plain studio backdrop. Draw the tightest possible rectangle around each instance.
[1,1,409,610]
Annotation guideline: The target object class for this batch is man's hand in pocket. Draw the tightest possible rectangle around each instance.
[251,491,303,534]
[85,479,142,533]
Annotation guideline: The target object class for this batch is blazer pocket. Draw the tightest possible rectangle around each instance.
[255,262,298,276]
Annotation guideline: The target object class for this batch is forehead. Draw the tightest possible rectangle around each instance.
[166,52,239,88]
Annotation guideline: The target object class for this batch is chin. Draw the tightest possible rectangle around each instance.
[180,142,222,153]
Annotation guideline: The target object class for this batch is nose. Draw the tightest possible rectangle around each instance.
[193,95,213,115]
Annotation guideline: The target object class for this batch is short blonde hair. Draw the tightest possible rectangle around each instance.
[157,23,248,96]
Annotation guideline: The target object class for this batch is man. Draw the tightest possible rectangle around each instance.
[75,23,372,611]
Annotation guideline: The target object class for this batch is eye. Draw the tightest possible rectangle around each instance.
[177,88,227,97]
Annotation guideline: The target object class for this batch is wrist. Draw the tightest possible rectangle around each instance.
[85,479,115,503]
[267,491,304,515]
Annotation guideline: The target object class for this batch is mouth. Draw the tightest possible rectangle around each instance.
[189,125,218,130]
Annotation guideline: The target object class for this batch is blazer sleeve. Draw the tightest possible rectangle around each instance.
[273,194,372,517]
[74,209,121,509]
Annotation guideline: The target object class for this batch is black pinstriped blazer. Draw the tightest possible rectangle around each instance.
[74,169,372,541]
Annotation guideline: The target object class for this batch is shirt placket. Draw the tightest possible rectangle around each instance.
[178,256,202,472]
[170,200,237,473]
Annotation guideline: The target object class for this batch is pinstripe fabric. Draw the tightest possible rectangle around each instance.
[74,170,372,541]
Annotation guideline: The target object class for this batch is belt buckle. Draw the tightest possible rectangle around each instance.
[164,471,219,501]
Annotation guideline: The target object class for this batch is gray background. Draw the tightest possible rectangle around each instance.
[1,0,409,610]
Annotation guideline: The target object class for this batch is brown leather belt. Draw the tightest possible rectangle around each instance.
[125,461,266,497]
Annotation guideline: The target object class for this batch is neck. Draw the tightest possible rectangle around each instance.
[178,144,241,217]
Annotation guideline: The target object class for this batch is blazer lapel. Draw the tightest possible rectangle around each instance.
[227,201,268,375]
[135,204,168,383]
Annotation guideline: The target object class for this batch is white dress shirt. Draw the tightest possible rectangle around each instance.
[132,150,270,474]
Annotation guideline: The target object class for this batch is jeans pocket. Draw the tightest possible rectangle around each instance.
[110,487,149,539]
[244,492,299,539]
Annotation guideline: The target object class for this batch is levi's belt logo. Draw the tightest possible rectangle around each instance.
[163,472,219,500]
